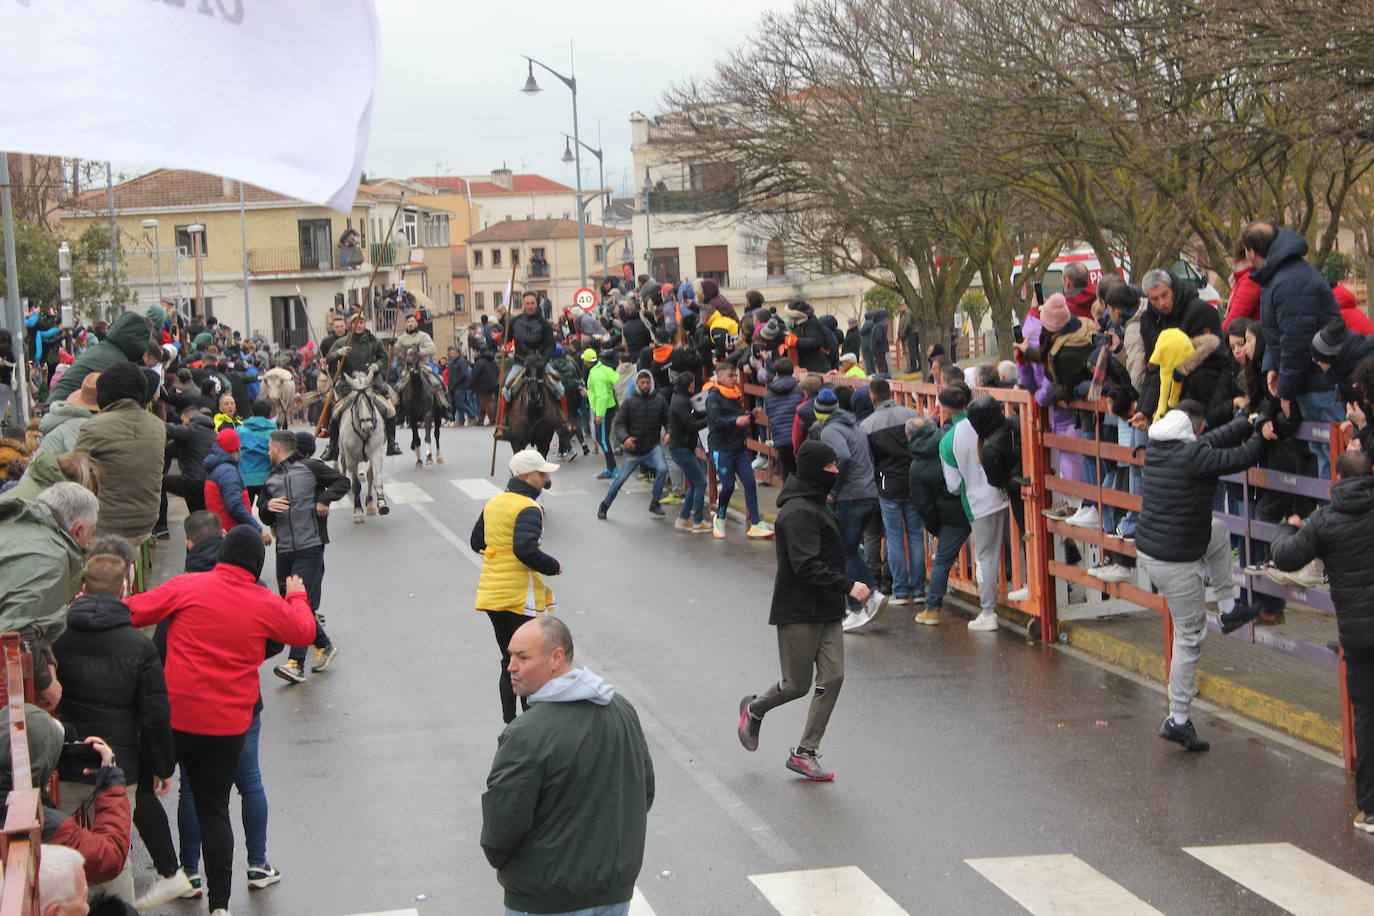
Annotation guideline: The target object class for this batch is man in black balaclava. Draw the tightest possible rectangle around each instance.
[734,439,873,783]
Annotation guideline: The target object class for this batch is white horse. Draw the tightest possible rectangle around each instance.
[335,368,389,524]
[258,367,296,429]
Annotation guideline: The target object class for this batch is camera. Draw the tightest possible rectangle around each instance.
[57,741,103,781]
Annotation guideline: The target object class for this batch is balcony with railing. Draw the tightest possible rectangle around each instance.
[647,187,740,213]
[247,245,370,274]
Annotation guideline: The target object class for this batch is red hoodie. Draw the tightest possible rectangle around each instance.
[1064,284,1097,319]
[1334,284,1374,334]
[1223,264,1261,331]
[129,564,315,735]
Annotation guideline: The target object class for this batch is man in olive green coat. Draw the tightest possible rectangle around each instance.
[73,362,166,540]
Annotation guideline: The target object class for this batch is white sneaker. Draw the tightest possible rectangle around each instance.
[135,869,194,909]
[1065,504,1100,528]
[841,609,871,632]
[1091,563,1133,583]
[888,595,910,606]
[968,614,999,631]
[864,590,889,623]
[712,517,726,540]
[1006,587,1029,602]
[1264,558,1325,589]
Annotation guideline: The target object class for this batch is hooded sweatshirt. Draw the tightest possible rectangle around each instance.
[1147,328,1195,421]
[47,311,152,404]
[613,370,669,456]
[587,351,620,418]
[940,410,1008,521]
[808,408,878,502]
[481,668,653,915]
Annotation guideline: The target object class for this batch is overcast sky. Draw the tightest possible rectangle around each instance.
[366,0,782,195]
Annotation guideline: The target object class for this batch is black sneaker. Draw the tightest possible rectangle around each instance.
[1158,716,1209,752]
[1219,602,1260,634]
[648,501,665,517]
[597,503,609,520]
[152,526,171,541]
[321,443,339,462]
[386,441,403,456]
[737,695,762,751]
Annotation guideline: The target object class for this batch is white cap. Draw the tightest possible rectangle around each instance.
[839,351,858,364]
[509,448,560,477]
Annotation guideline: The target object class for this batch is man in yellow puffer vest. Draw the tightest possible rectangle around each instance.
[471,448,563,723]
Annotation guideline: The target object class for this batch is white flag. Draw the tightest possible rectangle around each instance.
[0,0,379,212]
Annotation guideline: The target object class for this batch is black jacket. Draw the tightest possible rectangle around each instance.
[509,311,557,361]
[622,316,652,356]
[614,372,670,456]
[769,476,852,625]
[860,400,918,499]
[164,413,216,479]
[1136,415,1266,562]
[668,390,708,451]
[966,397,1020,494]
[54,594,175,784]
[791,318,831,374]
[1137,274,1230,421]
[1271,475,1374,651]
[706,386,748,452]
[1254,228,1341,401]
[471,353,500,394]
[447,356,472,391]
[908,421,967,533]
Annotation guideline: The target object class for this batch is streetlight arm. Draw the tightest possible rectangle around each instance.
[523,56,575,92]
[560,132,602,162]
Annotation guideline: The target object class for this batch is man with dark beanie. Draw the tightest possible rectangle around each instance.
[1312,317,1374,398]
[73,360,166,540]
[1271,449,1374,835]
[128,525,315,916]
[736,439,871,781]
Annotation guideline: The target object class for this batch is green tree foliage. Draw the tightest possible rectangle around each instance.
[0,220,133,322]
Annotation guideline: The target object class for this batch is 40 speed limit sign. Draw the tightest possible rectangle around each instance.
[573,287,597,310]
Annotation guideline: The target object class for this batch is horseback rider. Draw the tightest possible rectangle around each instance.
[321,313,402,460]
[394,312,451,410]
[495,291,563,440]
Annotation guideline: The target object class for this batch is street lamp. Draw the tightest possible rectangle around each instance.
[642,171,654,278]
[140,218,164,308]
[560,130,607,288]
[187,224,205,319]
[519,52,588,289]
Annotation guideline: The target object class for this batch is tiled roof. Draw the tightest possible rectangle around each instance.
[408,174,574,196]
[66,169,300,211]
[467,218,629,243]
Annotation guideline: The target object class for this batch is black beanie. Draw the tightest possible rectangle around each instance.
[795,439,838,488]
[1312,318,1348,361]
[95,361,148,408]
[218,524,266,578]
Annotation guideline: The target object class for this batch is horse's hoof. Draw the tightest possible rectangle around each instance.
[378,502,391,516]
[353,513,364,525]
[415,458,423,468]
[436,454,445,464]
[425,456,434,466]
[367,503,378,516]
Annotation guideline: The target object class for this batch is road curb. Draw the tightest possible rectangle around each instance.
[1061,624,1343,755]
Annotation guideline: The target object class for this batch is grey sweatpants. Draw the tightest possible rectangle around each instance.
[970,509,1008,616]
[1137,518,1236,716]
[752,620,845,750]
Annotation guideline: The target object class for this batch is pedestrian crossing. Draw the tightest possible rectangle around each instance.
[1183,843,1374,914]
[336,474,595,510]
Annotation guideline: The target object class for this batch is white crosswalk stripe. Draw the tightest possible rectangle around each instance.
[1184,842,1374,915]
[336,479,431,508]
[630,886,657,915]
[451,477,504,501]
[337,910,419,916]
[750,866,910,916]
[965,854,1163,915]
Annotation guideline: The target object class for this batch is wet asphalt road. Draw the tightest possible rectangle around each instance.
[137,425,1373,915]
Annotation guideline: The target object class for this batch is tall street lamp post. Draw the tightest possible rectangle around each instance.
[520,53,588,289]
[187,224,205,319]
[561,131,606,287]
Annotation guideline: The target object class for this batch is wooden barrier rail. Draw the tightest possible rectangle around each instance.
[0,632,41,915]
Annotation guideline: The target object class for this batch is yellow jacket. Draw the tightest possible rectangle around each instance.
[1148,328,1194,422]
[474,489,556,616]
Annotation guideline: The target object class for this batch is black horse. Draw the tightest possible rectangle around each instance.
[397,345,443,467]
[508,356,566,458]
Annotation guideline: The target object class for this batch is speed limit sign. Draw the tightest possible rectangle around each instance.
[573,287,596,310]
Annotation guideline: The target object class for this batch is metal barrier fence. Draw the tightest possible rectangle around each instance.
[728,370,1356,770]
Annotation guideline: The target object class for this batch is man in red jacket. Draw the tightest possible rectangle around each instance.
[128,525,314,916]
[1062,262,1099,319]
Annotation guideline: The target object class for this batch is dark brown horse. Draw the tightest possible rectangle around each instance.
[507,357,565,458]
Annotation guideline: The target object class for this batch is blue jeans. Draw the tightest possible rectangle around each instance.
[1296,388,1344,479]
[713,449,760,524]
[925,524,971,609]
[179,712,268,871]
[604,445,668,506]
[878,497,925,597]
[506,905,629,916]
[452,389,476,423]
[670,446,707,523]
[1115,423,1145,537]
[833,498,878,606]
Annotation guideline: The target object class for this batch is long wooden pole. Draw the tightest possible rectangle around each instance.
[490,256,520,476]
[314,204,405,437]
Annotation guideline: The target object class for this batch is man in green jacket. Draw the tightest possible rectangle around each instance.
[586,350,620,480]
[73,362,166,540]
[48,311,152,405]
[321,313,401,460]
[481,616,653,916]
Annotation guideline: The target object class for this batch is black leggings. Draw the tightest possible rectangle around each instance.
[174,729,247,911]
[485,611,533,724]
[135,760,180,877]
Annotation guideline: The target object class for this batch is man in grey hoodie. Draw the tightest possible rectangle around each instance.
[482,616,653,916]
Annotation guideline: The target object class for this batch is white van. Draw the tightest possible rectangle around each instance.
[1012,247,1221,308]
